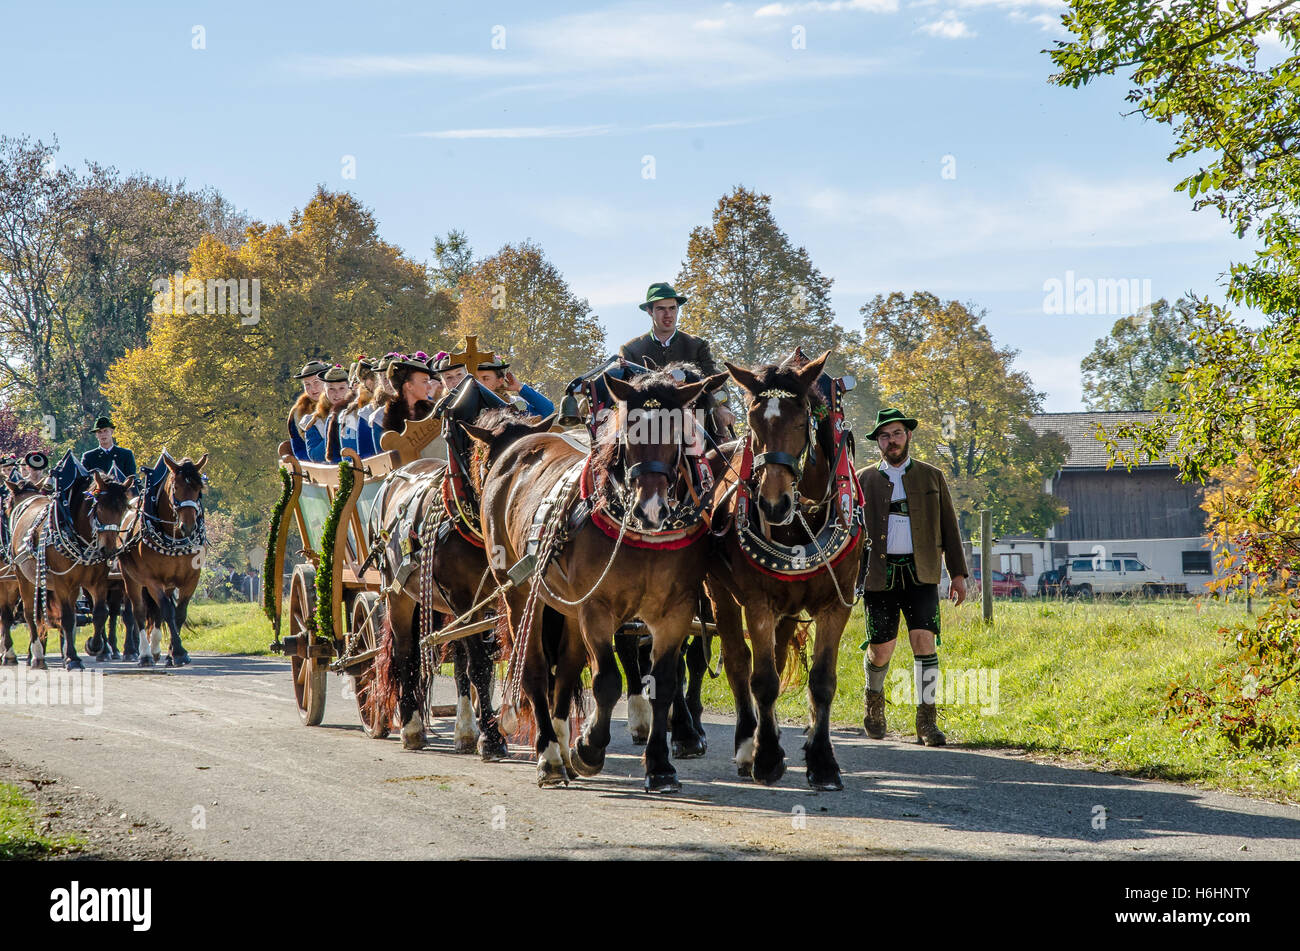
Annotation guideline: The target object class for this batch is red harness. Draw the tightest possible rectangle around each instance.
[441,449,485,549]
[580,454,711,550]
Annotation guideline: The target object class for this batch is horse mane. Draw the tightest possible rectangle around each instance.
[467,407,542,496]
[170,459,204,493]
[592,368,697,493]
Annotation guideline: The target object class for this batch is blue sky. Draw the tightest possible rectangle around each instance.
[1,0,1263,408]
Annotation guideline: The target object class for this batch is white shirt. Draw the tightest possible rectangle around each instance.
[880,458,913,555]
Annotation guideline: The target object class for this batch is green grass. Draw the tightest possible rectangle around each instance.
[0,783,84,859]
[178,601,276,655]
[699,598,1300,802]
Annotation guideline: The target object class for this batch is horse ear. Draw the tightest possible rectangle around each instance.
[527,413,558,436]
[195,453,209,471]
[92,471,106,492]
[123,474,137,493]
[459,422,494,446]
[703,371,729,393]
[795,349,831,391]
[603,373,638,404]
[724,361,762,396]
[675,379,707,407]
[163,452,178,472]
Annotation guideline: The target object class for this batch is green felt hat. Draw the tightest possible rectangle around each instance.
[90,416,115,433]
[639,282,687,313]
[320,365,350,383]
[866,408,918,441]
[293,360,330,379]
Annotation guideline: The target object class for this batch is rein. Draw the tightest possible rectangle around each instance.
[135,473,207,557]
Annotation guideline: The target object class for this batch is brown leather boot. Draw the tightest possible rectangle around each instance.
[863,689,886,739]
[915,703,946,746]
[863,685,883,737]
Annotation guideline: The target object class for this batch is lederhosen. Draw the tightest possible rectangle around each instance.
[863,467,941,647]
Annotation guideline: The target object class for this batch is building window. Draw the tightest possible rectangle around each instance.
[1182,551,1212,575]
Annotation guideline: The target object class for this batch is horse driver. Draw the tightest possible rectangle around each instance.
[81,416,138,479]
[619,282,736,436]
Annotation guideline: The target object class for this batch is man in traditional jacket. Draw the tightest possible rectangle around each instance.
[857,408,969,747]
[81,417,137,478]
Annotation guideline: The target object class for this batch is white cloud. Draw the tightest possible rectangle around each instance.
[407,117,761,139]
[919,11,975,37]
[798,171,1227,255]
[755,0,899,14]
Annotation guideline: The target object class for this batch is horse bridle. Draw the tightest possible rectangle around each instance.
[748,388,817,482]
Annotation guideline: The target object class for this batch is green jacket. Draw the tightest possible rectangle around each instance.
[619,329,723,408]
[856,457,968,590]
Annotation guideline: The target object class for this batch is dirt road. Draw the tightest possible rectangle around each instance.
[1,655,1296,859]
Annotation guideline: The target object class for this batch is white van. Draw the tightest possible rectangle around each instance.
[1063,556,1171,597]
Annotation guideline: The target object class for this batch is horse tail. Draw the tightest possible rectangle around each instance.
[364,607,399,730]
[778,618,812,692]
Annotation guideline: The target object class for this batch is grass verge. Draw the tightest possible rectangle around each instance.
[0,783,84,859]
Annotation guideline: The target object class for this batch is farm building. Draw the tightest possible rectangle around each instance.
[982,411,1224,595]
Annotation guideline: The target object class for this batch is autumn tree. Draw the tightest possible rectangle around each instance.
[0,135,249,454]
[430,229,474,296]
[104,188,452,521]
[455,241,606,397]
[0,407,50,460]
[861,292,1067,537]
[1080,297,1198,411]
[1053,0,1300,746]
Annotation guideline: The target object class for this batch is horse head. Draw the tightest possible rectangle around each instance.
[86,471,135,559]
[725,349,831,528]
[602,369,724,530]
[460,410,558,496]
[163,452,208,538]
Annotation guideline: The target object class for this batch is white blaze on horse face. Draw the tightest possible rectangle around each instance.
[639,489,666,528]
[764,398,782,423]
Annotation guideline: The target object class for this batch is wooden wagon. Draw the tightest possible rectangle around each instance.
[266,413,455,728]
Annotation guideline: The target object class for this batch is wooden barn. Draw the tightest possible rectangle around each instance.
[986,411,1221,593]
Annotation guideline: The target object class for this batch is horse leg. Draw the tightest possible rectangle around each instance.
[16,576,43,669]
[61,594,84,671]
[572,609,622,779]
[548,612,589,780]
[90,594,110,662]
[121,577,143,661]
[115,595,133,661]
[508,588,564,786]
[669,638,707,759]
[451,639,478,753]
[643,602,696,793]
[387,597,425,750]
[614,630,651,744]
[0,598,15,666]
[105,585,120,659]
[167,578,197,666]
[748,610,785,786]
[709,587,758,776]
[804,603,851,791]
[467,631,507,762]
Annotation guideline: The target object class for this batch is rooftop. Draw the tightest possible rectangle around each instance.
[1029,411,1172,469]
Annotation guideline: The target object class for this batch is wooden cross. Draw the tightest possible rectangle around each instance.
[450,334,497,372]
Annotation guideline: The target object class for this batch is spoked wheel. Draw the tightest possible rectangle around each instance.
[289,565,327,726]
[351,591,394,739]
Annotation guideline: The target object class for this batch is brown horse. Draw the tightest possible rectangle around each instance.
[363,408,539,757]
[0,480,45,666]
[473,368,722,791]
[705,351,865,790]
[117,453,208,668]
[11,466,135,671]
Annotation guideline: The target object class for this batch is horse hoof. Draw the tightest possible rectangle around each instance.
[537,761,569,788]
[110,650,121,661]
[807,772,844,792]
[478,735,508,763]
[30,658,45,671]
[164,655,175,668]
[172,651,191,667]
[138,655,154,669]
[453,737,477,754]
[752,757,786,787]
[152,653,161,662]
[1,653,16,667]
[644,772,681,794]
[672,738,707,760]
[123,652,139,663]
[569,743,604,778]
[65,658,84,672]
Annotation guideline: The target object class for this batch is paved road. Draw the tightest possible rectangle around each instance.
[1,655,1297,859]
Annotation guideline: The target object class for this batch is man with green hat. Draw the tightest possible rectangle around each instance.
[857,407,968,747]
[619,282,736,432]
[81,416,137,478]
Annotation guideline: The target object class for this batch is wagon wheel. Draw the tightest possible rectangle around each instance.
[350,591,394,738]
[289,564,328,726]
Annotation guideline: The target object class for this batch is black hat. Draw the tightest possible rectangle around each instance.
[866,408,918,440]
[91,416,114,432]
[476,359,510,373]
[293,360,330,379]
[25,451,48,471]
[432,354,465,374]
[388,355,431,375]
[320,364,350,383]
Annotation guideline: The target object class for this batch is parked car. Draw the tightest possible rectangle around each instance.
[1061,556,1181,598]
[958,568,1028,599]
[1036,568,1067,598]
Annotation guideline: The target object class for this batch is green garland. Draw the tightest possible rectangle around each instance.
[314,458,354,644]
[264,466,293,626]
